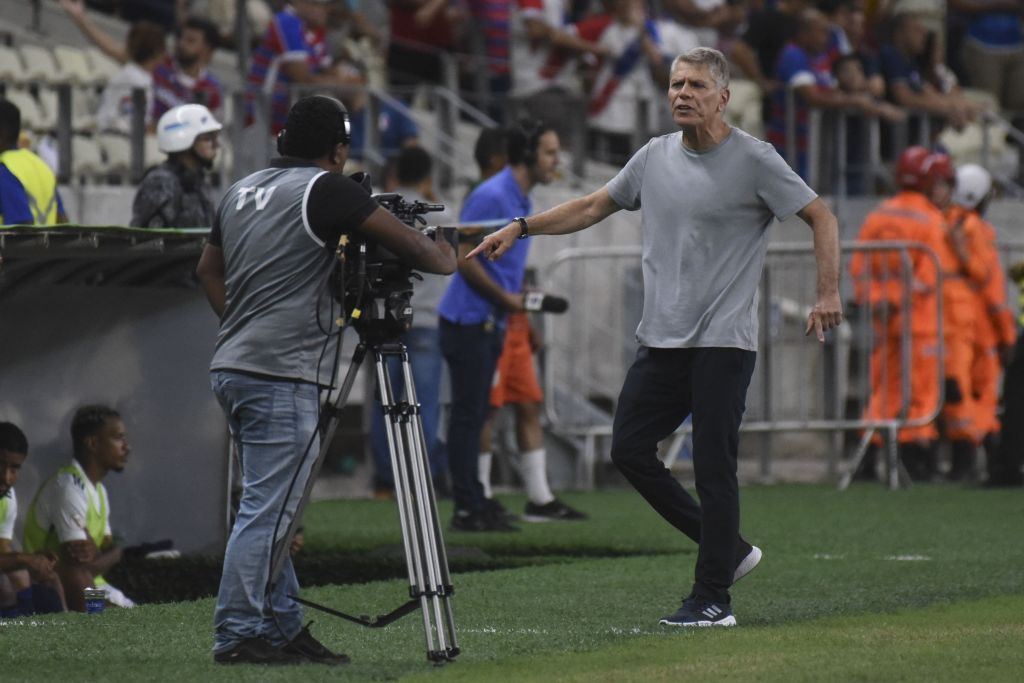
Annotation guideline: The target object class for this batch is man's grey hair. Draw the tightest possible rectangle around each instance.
[670,47,730,90]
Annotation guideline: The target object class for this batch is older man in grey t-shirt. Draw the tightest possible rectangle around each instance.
[469,47,842,627]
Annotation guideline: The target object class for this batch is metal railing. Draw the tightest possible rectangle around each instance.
[538,241,946,490]
[781,88,1024,199]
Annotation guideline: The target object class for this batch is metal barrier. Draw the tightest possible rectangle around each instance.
[781,87,1024,199]
[538,241,945,490]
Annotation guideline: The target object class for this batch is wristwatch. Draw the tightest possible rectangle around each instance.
[514,216,529,240]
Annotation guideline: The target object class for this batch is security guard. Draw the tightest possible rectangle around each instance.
[0,99,67,225]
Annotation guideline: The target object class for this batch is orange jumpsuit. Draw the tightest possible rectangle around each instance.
[850,192,944,444]
[935,208,980,443]
[952,207,1017,437]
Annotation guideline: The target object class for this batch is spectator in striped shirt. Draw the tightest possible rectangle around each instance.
[61,1,223,132]
[245,0,354,136]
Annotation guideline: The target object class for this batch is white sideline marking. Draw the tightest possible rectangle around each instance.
[470,627,549,635]
[813,553,933,561]
[472,626,651,637]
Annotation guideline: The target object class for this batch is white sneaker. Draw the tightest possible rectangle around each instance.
[733,545,762,584]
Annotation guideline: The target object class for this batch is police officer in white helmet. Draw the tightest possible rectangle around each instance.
[131,103,222,228]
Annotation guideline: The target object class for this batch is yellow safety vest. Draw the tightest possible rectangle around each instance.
[24,462,110,585]
[0,148,59,224]
[0,493,10,535]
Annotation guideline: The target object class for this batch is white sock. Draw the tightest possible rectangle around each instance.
[520,448,555,505]
[478,451,493,499]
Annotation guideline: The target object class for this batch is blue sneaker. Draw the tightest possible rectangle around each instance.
[659,598,737,627]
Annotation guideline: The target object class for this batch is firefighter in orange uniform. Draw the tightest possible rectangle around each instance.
[850,146,947,480]
[949,164,1017,483]
[924,153,983,481]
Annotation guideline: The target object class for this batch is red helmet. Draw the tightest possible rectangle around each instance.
[895,146,931,191]
[921,152,954,190]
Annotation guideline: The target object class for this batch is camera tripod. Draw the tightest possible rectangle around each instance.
[268,337,459,664]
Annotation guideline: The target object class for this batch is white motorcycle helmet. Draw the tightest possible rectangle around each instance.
[156,104,222,154]
[951,164,993,210]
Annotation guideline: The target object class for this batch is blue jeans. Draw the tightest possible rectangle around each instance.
[370,327,447,487]
[210,370,320,652]
[439,319,506,513]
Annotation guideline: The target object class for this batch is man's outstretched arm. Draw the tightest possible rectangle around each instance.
[467,187,620,261]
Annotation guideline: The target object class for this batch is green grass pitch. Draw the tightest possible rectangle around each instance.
[4,484,1023,682]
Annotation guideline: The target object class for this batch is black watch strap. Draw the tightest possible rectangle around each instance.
[514,216,529,240]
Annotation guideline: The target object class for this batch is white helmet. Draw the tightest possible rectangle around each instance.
[952,164,993,209]
[156,104,222,154]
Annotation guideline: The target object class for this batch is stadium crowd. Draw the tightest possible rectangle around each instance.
[0,0,1020,187]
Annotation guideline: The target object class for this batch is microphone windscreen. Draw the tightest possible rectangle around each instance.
[523,292,569,314]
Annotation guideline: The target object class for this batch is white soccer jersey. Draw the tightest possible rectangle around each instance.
[31,459,111,544]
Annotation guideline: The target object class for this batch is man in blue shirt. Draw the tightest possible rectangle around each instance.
[437,120,560,532]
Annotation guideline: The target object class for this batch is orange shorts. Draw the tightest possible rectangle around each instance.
[490,313,543,408]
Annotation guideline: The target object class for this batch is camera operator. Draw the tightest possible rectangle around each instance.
[195,95,455,666]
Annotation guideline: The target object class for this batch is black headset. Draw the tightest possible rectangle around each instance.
[276,95,351,157]
[511,119,545,167]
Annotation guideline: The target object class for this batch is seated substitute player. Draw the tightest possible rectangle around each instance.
[0,422,66,616]
[23,406,134,612]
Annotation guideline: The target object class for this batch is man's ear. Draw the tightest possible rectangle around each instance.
[719,87,731,112]
[332,142,349,167]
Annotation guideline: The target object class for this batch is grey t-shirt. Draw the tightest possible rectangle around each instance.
[606,128,816,351]
[210,160,377,384]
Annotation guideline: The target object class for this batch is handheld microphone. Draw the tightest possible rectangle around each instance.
[523,291,569,314]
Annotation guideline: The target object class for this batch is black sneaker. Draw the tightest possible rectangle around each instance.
[522,499,588,522]
[733,545,762,584]
[659,598,737,627]
[282,622,350,665]
[213,637,304,665]
[484,497,518,522]
[450,508,519,532]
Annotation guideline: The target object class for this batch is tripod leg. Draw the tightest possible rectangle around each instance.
[400,357,459,658]
[376,350,444,658]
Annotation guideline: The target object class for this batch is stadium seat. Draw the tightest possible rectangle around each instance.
[71,86,99,133]
[725,79,764,140]
[97,132,131,176]
[215,135,232,173]
[85,46,120,83]
[3,88,47,132]
[34,87,59,131]
[0,44,24,84]
[19,44,61,86]
[71,134,105,180]
[54,45,97,87]
[939,89,1009,166]
[144,134,163,170]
